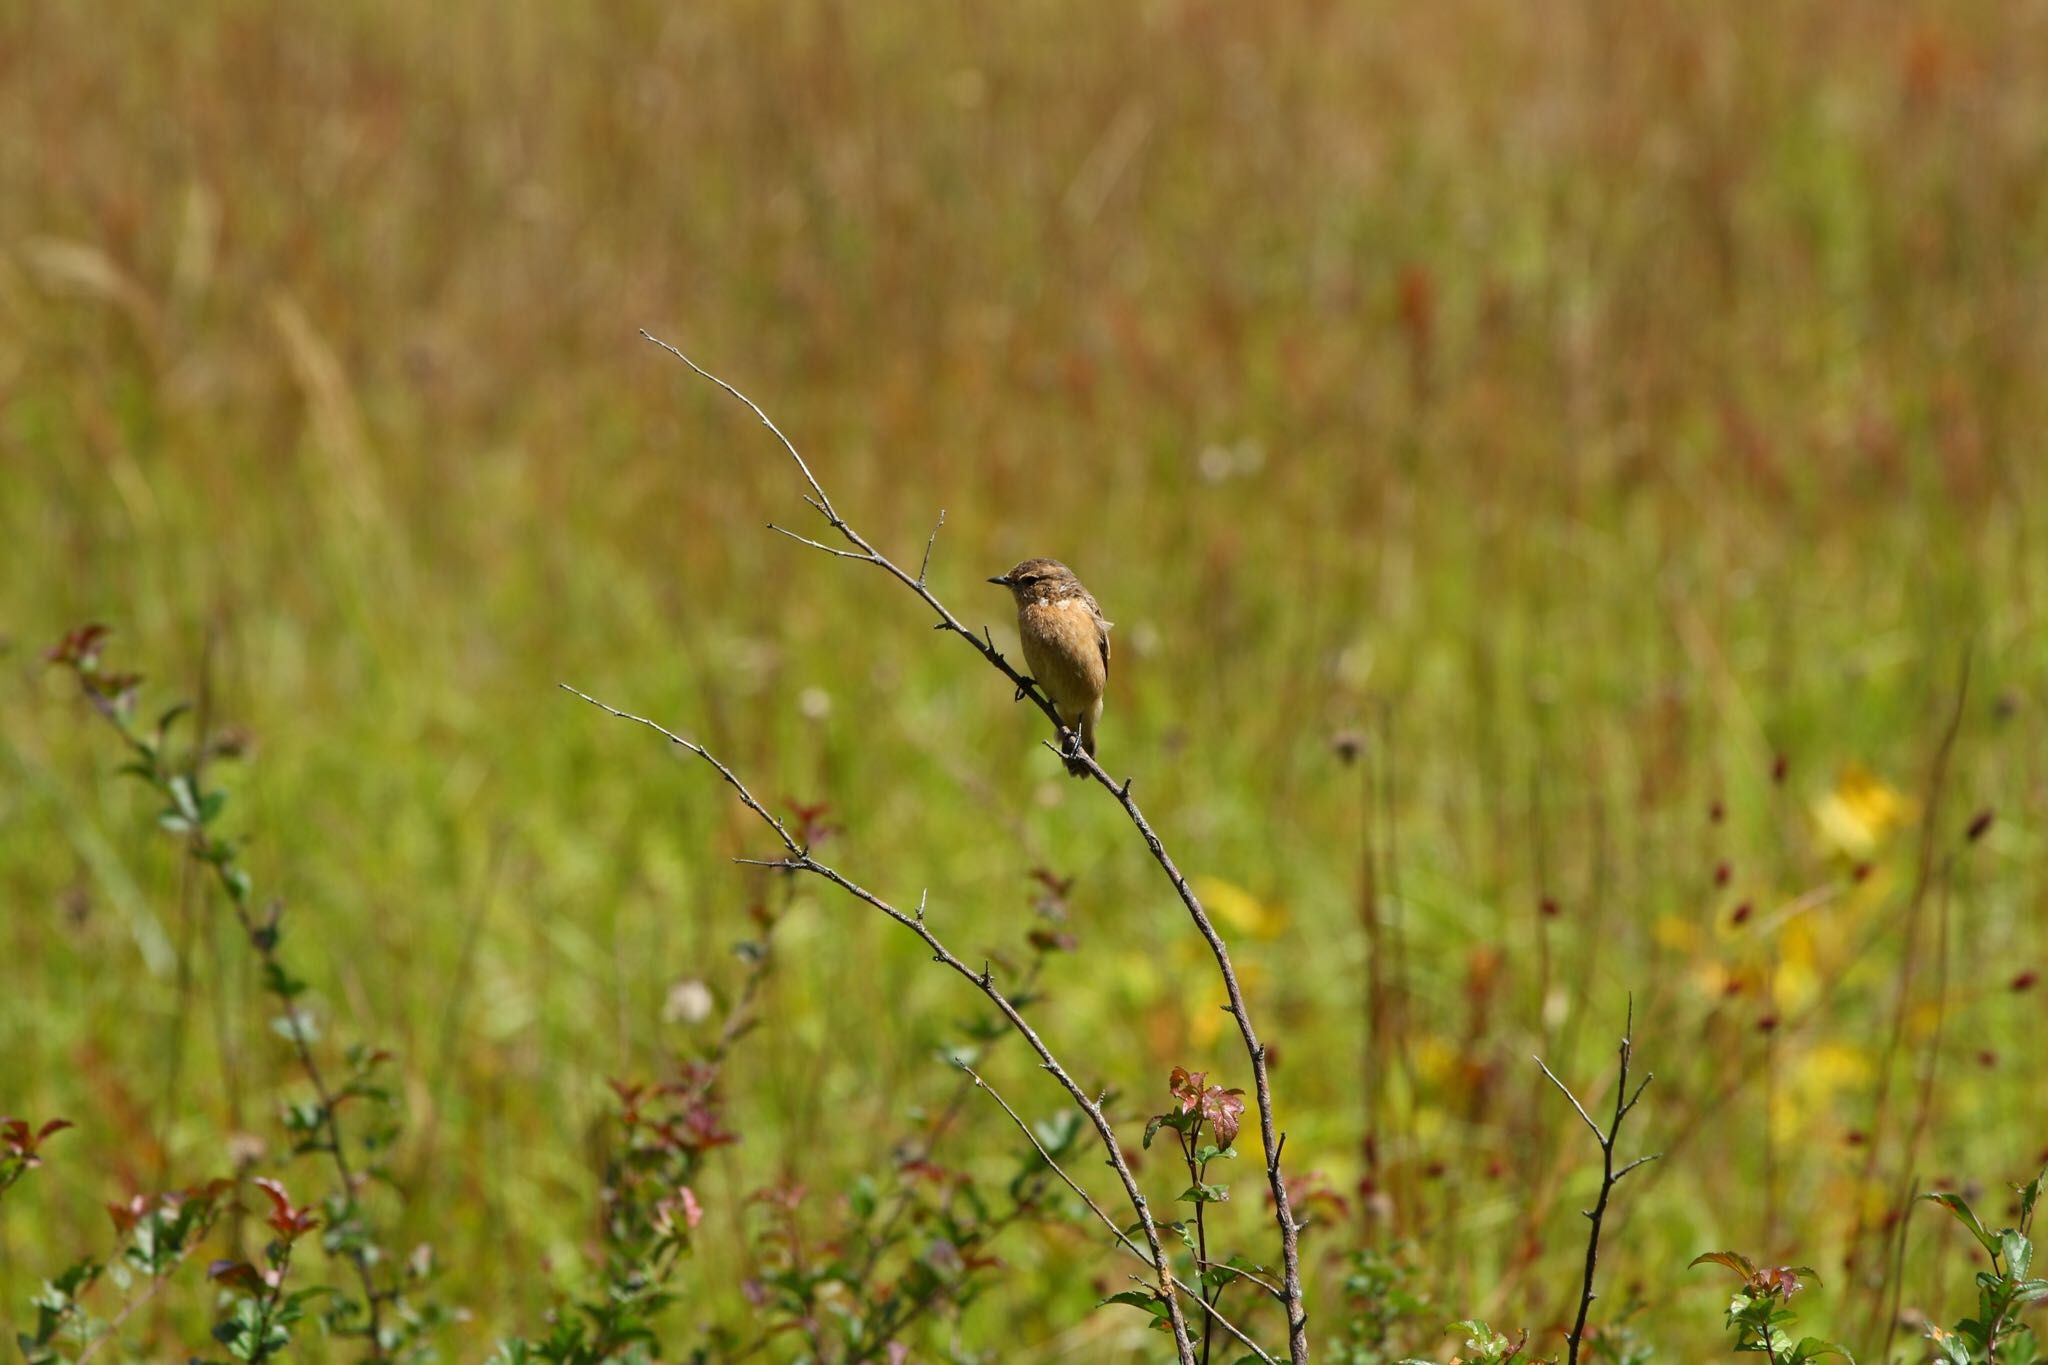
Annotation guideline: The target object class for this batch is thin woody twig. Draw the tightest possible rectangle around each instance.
[1534,1060,1605,1145]
[561,684,1199,1363]
[640,330,838,523]
[918,510,945,588]
[1534,999,1658,1365]
[766,523,873,561]
[639,333,1310,1363]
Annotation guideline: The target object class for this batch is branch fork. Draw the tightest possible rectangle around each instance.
[566,332,1314,1362]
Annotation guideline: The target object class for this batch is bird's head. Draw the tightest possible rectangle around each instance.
[988,558,1081,606]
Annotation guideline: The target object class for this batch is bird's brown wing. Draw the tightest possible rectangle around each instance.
[1084,592,1112,683]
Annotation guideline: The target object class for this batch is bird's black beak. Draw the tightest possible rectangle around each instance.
[987,575,1011,586]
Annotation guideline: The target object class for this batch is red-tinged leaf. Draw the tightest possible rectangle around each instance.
[1691,1250,1759,1279]
[252,1176,292,1215]
[1290,1169,1352,1220]
[187,1177,237,1202]
[1029,866,1073,894]
[1203,1087,1246,1149]
[899,1158,961,1185]
[1753,1266,1809,1298]
[249,1176,316,1237]
[785,800,839,846]
[37,1119,75,1141]
[208,1259,264,1291]
[47,624,112,669]
[107,1196,147,1234]
[680,1186,703,1230]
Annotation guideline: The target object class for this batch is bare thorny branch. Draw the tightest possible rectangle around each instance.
[560,686,1202,1361]
[620,329,1310,1363]
[1534,999,1659,1365]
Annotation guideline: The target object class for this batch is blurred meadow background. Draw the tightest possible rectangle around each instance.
[4,0,2047,1357]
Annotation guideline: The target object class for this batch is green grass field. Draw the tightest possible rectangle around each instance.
[4,1,2046,1358]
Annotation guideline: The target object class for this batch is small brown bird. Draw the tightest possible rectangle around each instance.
[989,558,1112,777]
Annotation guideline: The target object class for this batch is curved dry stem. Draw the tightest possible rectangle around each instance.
[560,685,1198,1362]
[639,332,1309,1362]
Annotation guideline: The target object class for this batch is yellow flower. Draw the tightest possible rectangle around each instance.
[1812,764,1916,859]
[1771,919,1823,1014]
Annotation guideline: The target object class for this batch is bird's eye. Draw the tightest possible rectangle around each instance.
[1019,575,1039,587]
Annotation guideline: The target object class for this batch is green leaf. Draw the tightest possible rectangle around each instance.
[1922,1192,2004,1256]
[1032,1110,1083,1159]
[1929,1329,1972,1365]
[847,1174,878,1221]
[2003,1229,2032,1279]
[2019,1168,2046,1230]
[1791,1337,1854,1365]
[272,1013,319,1043]
[1143,1114,1166,1150]
[168,774,202,821]
[1100,1289,1170,1321]
[1450,1320,1510,1352]
[263,962,306,999]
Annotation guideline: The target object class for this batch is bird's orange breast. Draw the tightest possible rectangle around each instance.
[1017,599,1106,722]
